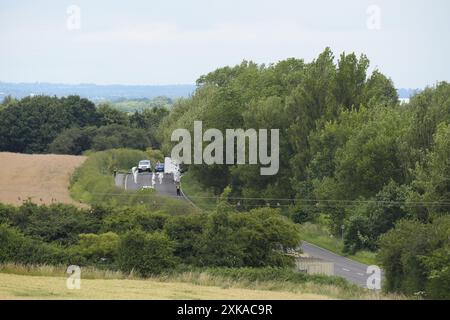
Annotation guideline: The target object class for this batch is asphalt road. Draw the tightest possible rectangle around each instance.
[115,172,179,198]
[301,241,383,288]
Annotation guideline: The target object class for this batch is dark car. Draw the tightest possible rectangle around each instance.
[155,162,165,172]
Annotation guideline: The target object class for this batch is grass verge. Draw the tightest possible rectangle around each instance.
[298,223,377,265]
[180,171,218,211]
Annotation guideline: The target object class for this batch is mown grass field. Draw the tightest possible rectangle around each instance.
[0,273,331,300]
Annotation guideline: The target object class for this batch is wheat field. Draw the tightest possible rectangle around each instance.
[0,152,86,206]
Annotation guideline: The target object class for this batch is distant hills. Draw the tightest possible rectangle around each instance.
[0,81,418,102]
[0,82,196,102]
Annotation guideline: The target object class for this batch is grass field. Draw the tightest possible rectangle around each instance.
[0,273,331,300]
[0,152,86,206]
[0,264,404,300]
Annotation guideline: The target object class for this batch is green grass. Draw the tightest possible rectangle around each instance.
[298,223,378,265]
[180,171,218,211]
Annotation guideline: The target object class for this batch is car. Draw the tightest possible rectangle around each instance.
[137,160,152,173]
[155,162,164,172]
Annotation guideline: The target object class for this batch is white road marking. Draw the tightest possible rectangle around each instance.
[342,268,350,272]
[124,174,128,190]
[357,273,364,276]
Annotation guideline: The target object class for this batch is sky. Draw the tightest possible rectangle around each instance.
[0,0,449,88]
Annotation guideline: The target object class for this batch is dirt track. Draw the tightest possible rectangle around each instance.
[0,152,86,206]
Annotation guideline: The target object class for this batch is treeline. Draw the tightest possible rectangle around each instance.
[159,48,450,297]
[0,95,168,154]
[0,202,300,276]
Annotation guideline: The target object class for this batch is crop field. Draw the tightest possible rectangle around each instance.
[0,152,86,206]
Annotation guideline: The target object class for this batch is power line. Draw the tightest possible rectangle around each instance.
[2,188,450,207]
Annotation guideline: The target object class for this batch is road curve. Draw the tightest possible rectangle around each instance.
[301,241,383,288]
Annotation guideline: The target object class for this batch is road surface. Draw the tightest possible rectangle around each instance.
[114,172,179,198]
[301,241,382,288]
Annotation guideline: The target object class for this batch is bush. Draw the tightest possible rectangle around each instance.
[117,230,177,276]
[74,232,120,264]
[197,206,300,268]
[8,202,101,245]
[378,216,450,298]
[164,214,207,264]
[0,224,68,265]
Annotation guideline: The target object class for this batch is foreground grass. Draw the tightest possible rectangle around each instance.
[298,223,377,265]
[0,264,403,300]
[0,272,331,300]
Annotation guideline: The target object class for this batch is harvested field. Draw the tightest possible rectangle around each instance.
[0,152,86,206]
[0,273,331,300]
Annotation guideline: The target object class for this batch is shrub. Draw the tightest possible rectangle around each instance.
[75,232,120,264]
[164,214,207,264]
[9,202,101,245]
[117,230,176,276]
[0,224,68,265]
[378,216,450,298]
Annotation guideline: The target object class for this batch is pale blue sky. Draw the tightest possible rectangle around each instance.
[0,0,449,88]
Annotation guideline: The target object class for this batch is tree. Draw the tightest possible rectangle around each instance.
[378,216,450,298]
[91,125,152,151]
[413,122,450,217]
[362,70,399,107]
[333,52,370,110]
[164,214,207,264]
[97,103,130,126]
[49,127,97,155]
[0,95,98,153]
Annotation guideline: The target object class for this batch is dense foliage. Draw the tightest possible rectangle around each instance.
[0,202,300,276]
[159,48,450,296]
[0,96,168,154]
